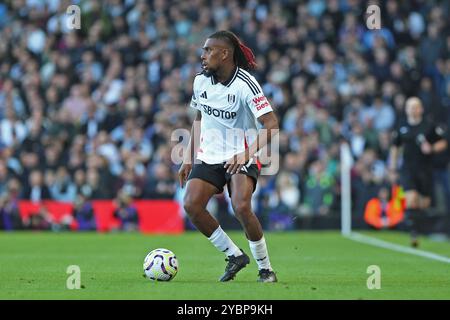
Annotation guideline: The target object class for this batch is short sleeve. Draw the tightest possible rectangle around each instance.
[391,128,402,146]
[240,73,273,118]
[190,75,201,110]
[427,123,447,143]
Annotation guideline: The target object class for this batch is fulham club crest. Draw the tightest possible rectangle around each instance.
[227,94,236,104]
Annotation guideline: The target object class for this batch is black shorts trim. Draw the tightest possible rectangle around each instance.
[187,161,259,195]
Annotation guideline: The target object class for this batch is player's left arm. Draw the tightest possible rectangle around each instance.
[224,111,279,174]
[431,139,448,153]
[421,124,448,155]
[224,74,279,174]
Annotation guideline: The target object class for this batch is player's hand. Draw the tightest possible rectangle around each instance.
[420,141,432,154]
[224,151,249,174]
[178,163,192,188]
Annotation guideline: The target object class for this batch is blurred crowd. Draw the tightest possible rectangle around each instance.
[0,0,449,231]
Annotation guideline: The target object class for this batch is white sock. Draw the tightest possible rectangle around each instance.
[248,236,272,271]
[208,226,242,257]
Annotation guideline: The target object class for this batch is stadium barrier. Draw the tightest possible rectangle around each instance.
[17,200,184,234]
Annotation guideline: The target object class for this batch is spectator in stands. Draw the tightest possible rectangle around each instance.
[144,163,176,199]
[84,167,110,200]
[419,23,445,72]
[120,127,153,165]
[50,166,77,202]
[0,159,12,196]
[20,170,52,202]
[73,194,97,231]
[23,209,52,231]
[0,107,27,148]
[43,143,64,172]
[0,178,22,230]
[368,96,395,131]
[79,101,105,141]
[113,190,139,232]
[260,170,300,231]
[116,168,145,199]
[349,123,367,159]
[300,160,335,216]
[364,184,405,230]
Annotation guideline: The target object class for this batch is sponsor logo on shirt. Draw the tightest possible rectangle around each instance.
[201,104,237,119]
[253,95,269,111]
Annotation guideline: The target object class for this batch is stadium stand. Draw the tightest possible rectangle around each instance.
[0,0,449,233]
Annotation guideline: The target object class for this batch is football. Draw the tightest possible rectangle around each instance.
[143,248,178,281]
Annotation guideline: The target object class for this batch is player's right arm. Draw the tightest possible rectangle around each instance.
[389,145,399,171]
[388,128,402,172]
[178,111,201,188]
[421,123,448,155]
[178,76,202,188]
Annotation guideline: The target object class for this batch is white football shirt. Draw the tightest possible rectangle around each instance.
[190,67,273,164]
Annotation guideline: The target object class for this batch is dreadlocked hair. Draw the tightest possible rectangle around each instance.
[208,30,257,71]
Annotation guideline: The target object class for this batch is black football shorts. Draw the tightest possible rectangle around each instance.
[400,167,433,197]
[187,160,259,195]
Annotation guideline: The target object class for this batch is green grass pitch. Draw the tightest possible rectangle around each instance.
[0,231,449,299]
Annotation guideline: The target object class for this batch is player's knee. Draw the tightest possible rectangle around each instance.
[420,197,431,209]
[407,201,419,210]
[405,193,419,209]
[183,196,202,218]
[232,201,252,220]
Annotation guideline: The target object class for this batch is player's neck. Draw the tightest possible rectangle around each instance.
[215,65,237,84]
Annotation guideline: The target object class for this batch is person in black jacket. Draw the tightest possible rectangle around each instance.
[20,170,52,201]
[389,97,448,247]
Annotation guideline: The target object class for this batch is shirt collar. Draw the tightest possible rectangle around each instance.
[211,66,239,86]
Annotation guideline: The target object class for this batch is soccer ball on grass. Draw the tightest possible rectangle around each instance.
[143,248,178,281]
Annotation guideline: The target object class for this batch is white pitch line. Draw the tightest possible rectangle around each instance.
[345,232,450,264]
